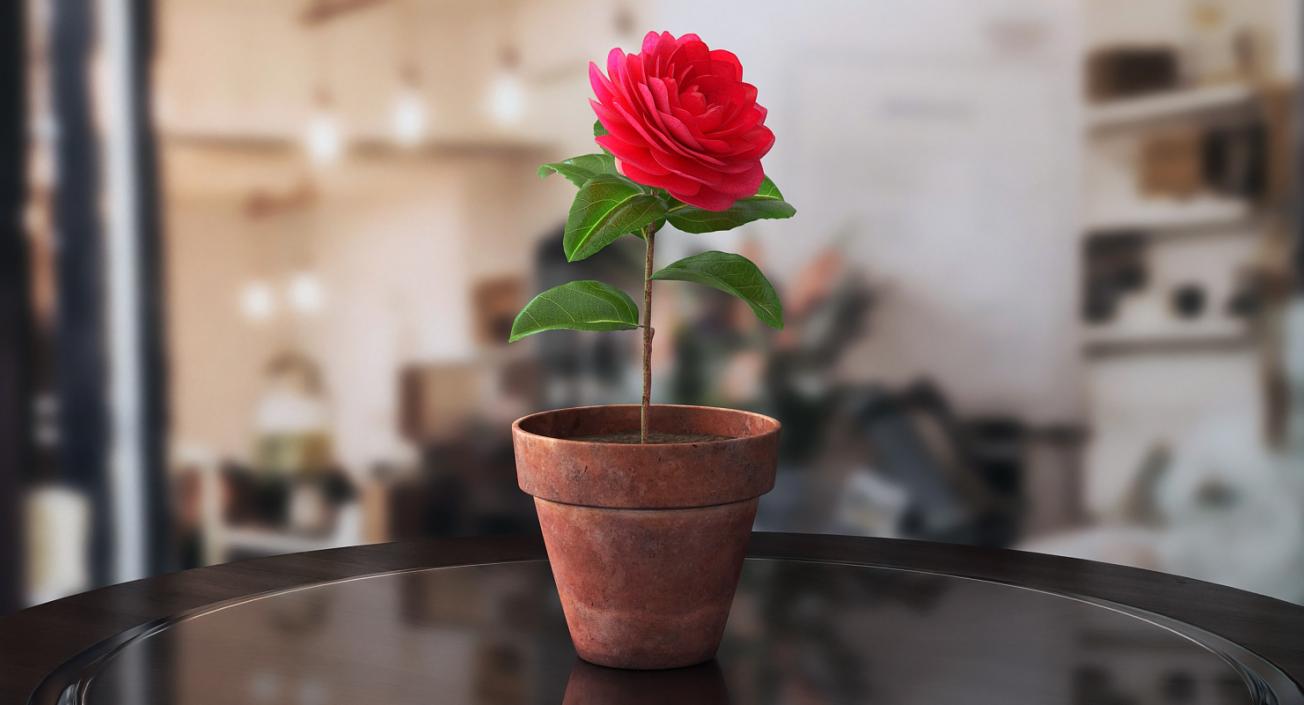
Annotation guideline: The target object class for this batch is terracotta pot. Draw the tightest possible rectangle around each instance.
[513,404,780,670]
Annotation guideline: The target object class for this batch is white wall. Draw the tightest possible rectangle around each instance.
[638,0,1084,422]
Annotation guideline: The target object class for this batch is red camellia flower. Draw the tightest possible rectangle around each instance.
[590,31,775,211]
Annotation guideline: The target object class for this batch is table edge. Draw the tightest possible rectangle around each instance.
[0,533,1300,705]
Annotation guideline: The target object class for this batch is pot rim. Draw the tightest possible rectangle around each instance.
[512,403,781,509]
[511,403,780,447]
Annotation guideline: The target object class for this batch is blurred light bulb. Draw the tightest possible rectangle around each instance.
[288,272,325,315]
[486,72,525,126]
[304,108,343,166]
[392,87,427,147]
[240,281,276,322]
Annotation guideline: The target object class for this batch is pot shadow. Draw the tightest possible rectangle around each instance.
[562,658,732,705]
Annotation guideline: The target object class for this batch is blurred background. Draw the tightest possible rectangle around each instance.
[2,0,1303,618]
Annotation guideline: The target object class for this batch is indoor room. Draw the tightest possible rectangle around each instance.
[2,1,1302,704]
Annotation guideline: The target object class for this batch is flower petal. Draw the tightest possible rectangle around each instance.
[586,32,775,205]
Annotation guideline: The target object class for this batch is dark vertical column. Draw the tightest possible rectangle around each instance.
[118,0,173,661]
[0,0,29,616]
[51,0,111,586]
[131,0,172,575]
[1297,35,1304,287]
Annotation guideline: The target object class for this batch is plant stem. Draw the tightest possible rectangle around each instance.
[640,225,656,444]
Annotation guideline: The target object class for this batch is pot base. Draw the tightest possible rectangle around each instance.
[536,497,758,670]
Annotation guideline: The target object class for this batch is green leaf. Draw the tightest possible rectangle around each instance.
[652,251,784,328]
[538,153,618,188]
[564,175,667,262]
[593,120,612,156]
[508,280,640,342]
[754,176,783,199]
[666,176,796,234]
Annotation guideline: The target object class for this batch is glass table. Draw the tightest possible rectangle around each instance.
[3,534,1301,705]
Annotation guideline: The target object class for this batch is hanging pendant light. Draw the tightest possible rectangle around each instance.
[288,271,326,315]
[240,280,277,322]
[305,87,343,167]
[392,63,427,147]
[486,46,525,126]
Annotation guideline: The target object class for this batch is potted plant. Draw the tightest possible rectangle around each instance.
[509,30,795,670]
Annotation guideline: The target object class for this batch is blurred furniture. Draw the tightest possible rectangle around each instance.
[1082,60,1297,543]
[471,276,526,347]
[842,382,1029,547]
[187,459,369,565]
[393,357,539,540]
[399,352,537,446]
[1087,46,1180,102]
[760,368,1086,549]
[1137,127,1205,198]
[386,424,537,540]
[1066,76,1303,596]
[168,351,375,565]
[531,228,642,409]
[399,362,484,444]
[5,534,1304,705]
[22,486,90,605]
[1026,410,1304,604]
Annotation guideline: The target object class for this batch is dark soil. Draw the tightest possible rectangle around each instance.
[571,432,733,445]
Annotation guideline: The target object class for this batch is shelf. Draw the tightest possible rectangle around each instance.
[1087,85,1256,132]
[1082,322,1255,358]
[1084,199,1254,234]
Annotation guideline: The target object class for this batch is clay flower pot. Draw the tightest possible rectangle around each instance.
[513,404,780,670]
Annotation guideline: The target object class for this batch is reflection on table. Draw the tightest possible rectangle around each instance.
[82,559,1257,705]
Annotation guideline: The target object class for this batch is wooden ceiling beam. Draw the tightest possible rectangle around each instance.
[299,0,390,27]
